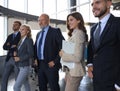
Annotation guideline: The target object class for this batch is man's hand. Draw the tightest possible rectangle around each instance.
[87,66,93,78]
[48,61,55,68]
[34,59,38,66]
[11,45,16,48]
[7,42,10,46]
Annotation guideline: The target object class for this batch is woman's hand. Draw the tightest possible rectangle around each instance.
[48,61,55,68]
[14,57,20,62]
[13,51,17,57]
[59,50,64,57]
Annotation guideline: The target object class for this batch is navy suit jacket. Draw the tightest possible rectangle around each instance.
[34,26,64,69]
[3,32,21,62]
[87,14,120,86]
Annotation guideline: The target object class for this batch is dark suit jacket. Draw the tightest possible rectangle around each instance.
[3,32,21,62]
[87,14,120,86]
[15,37,34,67]
[34,26,64,69]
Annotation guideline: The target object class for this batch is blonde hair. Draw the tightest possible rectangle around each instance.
[21,24,32,38]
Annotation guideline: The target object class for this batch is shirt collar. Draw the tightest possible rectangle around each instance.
[22,36,26,41]
[100,13,111,24]
[42,26,49,31]
[41,26,49,33]
[13,31,19,35]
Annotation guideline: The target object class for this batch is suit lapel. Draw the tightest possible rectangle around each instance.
[91,14,114,52]
[18,37,26,51]
[44,26,51,44]
[100,15,114,42]
[95,14,114,52]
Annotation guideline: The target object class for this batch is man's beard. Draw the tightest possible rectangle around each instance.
[95,7,108,18]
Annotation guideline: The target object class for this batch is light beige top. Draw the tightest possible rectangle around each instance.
[62,29,86,77]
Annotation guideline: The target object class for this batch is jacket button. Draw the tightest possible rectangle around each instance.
[93,54,97,58]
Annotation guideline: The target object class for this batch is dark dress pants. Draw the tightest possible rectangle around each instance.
[93,80,116,91]
[38,61,60,91]
[93,83,117,91]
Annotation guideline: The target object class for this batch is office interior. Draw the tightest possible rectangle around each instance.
[0,0,120,91]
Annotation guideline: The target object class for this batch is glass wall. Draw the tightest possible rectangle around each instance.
[43,0,56,18]
[3,0,120,21]
[6,0,70,20]
[8,0,25,12]
[0,0,120,56]
[56,0,69,20]
[0,17,5,55]
[28,0,42,16]
[0,0,4,6]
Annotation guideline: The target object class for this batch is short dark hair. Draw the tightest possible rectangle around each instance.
[107,0,112,1]
[14,21,22,26]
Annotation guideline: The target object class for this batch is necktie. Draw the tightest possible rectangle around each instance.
[94,22,101,49]
[37,29,44,60]
[13,34,16,40]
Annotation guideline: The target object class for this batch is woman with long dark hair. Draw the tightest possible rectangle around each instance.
[59,12,87,91]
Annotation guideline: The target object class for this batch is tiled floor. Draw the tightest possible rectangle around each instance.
[0,56,93,91]
[0,70,93,91]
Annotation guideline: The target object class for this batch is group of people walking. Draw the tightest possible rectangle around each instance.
[1,0,120,91]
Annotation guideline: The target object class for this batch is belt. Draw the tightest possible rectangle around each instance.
[39,59,45,61]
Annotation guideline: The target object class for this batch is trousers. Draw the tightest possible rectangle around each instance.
[1,58,17,91]
[13,66,30,91]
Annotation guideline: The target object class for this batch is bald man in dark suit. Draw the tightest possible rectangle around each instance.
[34,14,64,91]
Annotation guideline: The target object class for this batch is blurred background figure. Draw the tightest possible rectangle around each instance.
[1,21,21,91]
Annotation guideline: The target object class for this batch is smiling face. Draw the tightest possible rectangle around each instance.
[67,15,80,30]
[91,0,112,19]
[20,25,30,38]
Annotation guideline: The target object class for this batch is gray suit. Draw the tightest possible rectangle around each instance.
[13,37,34,91]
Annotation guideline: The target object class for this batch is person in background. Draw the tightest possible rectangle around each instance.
[13,24,34,91]
[87,0,120,91]
[59,12,88,91]
[34,13,64,91]
[1,21,21,91]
